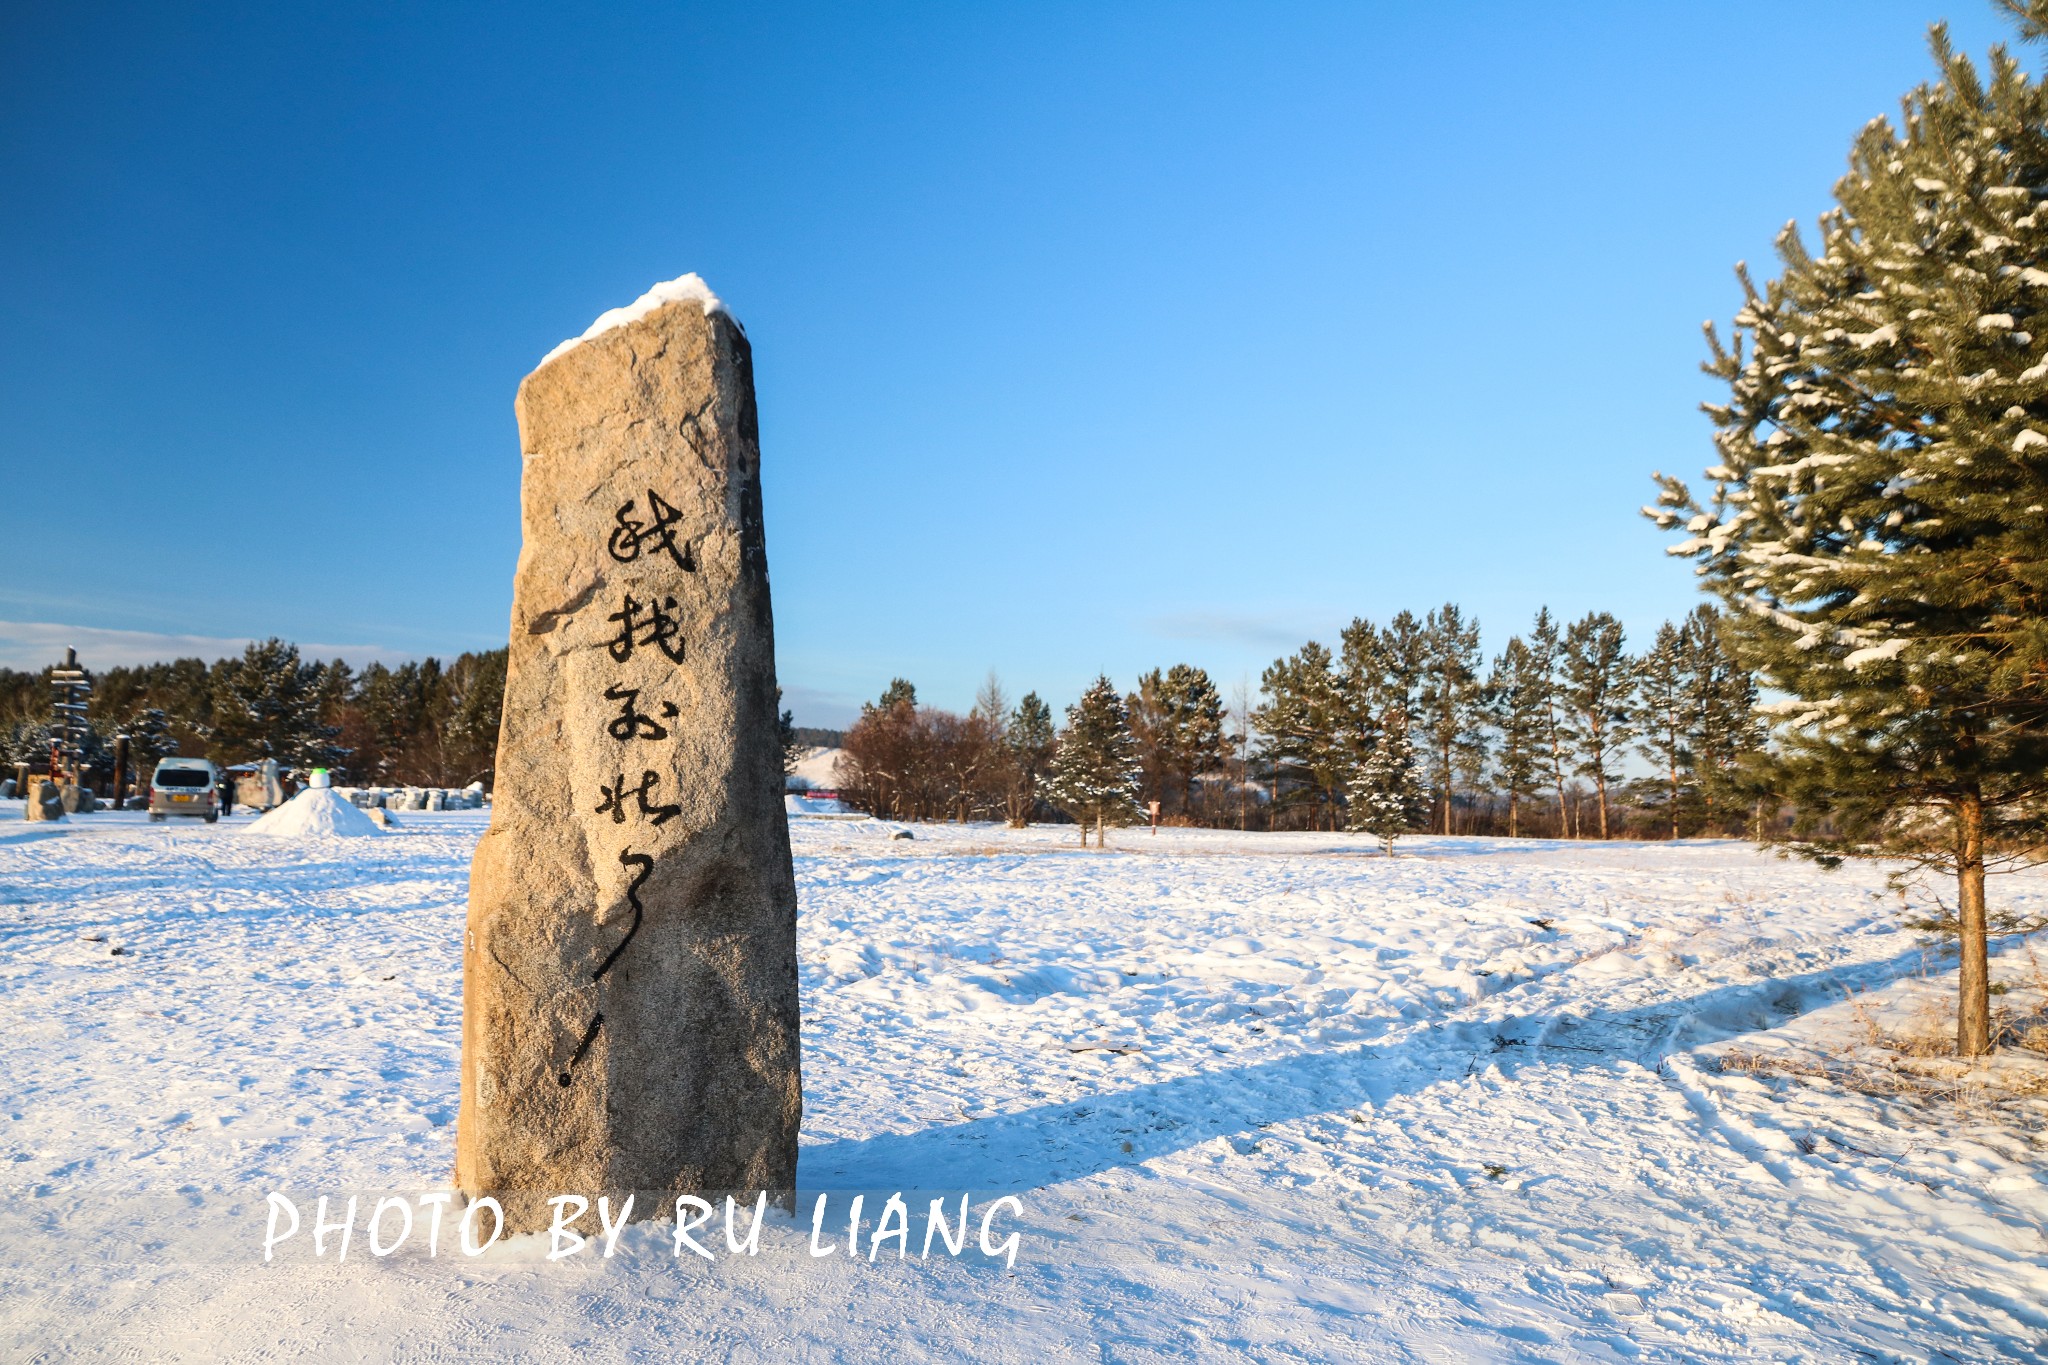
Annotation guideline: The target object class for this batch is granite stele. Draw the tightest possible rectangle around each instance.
[456,275,802,1234]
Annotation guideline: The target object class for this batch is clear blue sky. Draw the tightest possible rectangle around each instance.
[0,1,2017,725]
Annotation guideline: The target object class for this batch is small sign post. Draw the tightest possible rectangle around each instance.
[1148,800,1161,835]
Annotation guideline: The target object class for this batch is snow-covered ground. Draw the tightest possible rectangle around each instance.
[785,744,845,792]
[3,803,2047,1361]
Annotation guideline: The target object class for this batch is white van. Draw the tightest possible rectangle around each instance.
[149,757,220,823]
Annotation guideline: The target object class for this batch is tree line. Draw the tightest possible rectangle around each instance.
[830,603,1762,843]
[0,638,507,789]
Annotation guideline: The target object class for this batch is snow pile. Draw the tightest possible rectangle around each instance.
[533,273,730,373]
[243,786,386,839]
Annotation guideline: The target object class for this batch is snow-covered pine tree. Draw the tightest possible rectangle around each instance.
[1005,691,1056,828]
[1046,675,1144,846]
[1347,708,1428,855]
[208,638,346,771]
[121,707,180,774]
[1417,603,1486,836]
[1253,642,1355,831]
[1648,2,2048,1054]
[1559,612,1634,839]
[1486,635,1550,837]
[1634,622,1693,839]
[1336,614,1418,796]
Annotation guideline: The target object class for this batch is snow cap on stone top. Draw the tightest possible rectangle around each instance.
[532,273,734,375]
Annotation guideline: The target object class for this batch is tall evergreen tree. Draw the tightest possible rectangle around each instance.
[1680,606,1762,831]
[1417,603,1486,835]
[1635,622,1694,839]
[1560,612,1634,839]
[1254,643,1353,830]
[442,648,508,786]
[1005,692,1057,828]
[1487,636,1550,837]
[1338,614,1424,719]
[1527,609,1573,836]
[208,638,347,770]
[1127,664,1226,819]
[1347,708,1428,855]
[121,707,181,776]
[1047,676,1145,846]
[1649,3,2048,1053]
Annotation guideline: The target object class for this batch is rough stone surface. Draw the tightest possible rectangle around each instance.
[25,782,65,822]
[456,290,800,1234]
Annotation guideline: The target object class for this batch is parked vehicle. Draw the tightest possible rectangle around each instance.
[149,758,220,823]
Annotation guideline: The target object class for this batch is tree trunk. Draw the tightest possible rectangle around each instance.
[1595,770,1609,840]
[1669,757,1679,841]
[1957,790,1991,1058]
[1508,792,1518,839]
[1440,741,1452,836]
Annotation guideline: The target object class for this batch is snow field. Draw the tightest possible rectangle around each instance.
[1,807,2046,1360]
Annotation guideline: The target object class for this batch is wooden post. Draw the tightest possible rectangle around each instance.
[111,735,130,810]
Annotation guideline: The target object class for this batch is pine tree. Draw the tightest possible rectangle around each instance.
[1559,612,1634,839]
[1634,622,1693,839]
[776,687,800,778]
[1527,609,1573,836]
[1253,643,1354,830]
[1340,612,1427,718]
[1487,636,1550,837]
[1680,606,1761,832]
[1005,692,1056,828]
[443,648,508,787]
[208,638,347,771]
[1046,676,1144,846]
[121,707,181,774]
[1127,664,1226,819]
[1648,3,2048,1054]
[1348,708,1427,855]
[1417,603,1486,835]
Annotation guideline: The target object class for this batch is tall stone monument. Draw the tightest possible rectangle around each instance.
[457,275,801,1234]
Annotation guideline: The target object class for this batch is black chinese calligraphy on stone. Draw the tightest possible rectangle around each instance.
[595,770,682,826]
[604,684,680,742]
[604,594,686,665]
[608,491,695,572]
[555,849,655,1088]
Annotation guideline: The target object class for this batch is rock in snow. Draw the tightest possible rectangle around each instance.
[459,273,800,1234]
[244,787,385,839]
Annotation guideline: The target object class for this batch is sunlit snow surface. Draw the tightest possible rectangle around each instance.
[3,804,2048,1361]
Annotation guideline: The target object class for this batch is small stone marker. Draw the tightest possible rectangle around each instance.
[24,781,64,822]
[456,275,801,1235]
